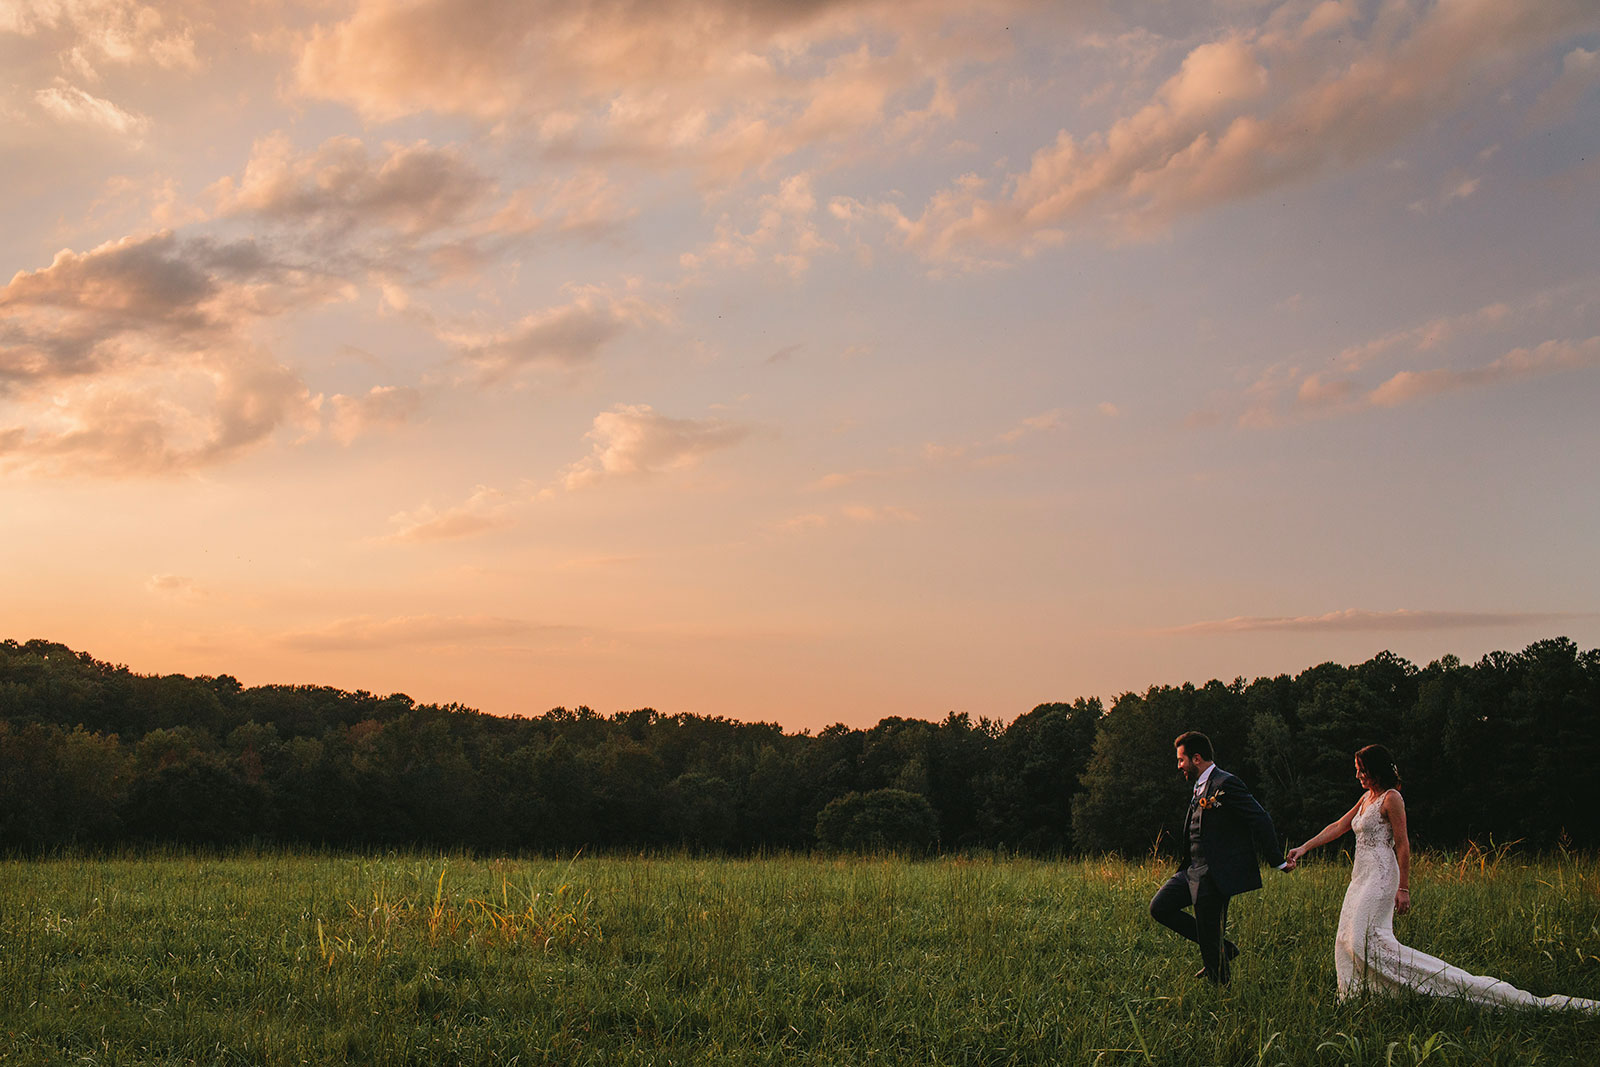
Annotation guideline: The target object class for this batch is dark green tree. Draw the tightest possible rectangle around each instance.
[983,698,1100,852]
[815,788,937,853]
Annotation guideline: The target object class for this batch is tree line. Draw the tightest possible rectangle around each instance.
[1,637,1595,855]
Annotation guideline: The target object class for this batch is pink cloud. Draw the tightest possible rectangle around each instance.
[681,173,834,278]
[562,403,749,488]
[1367,337,1600,407]
[883,1,1598,263]
[276,614,562,651]
[383,485,514,543]
[1228,284,1600,428]
[329,385,422,444]
[449,288,667,381]
[205,135,634,298]
[806,469,883,492]
[212,134,494,238]
[34,84,149,138]
[0,231,338,475]
[294,0,1026,182]
[1166,608,1596,635]
[1530,45,1600,126]
[5,0,200,78]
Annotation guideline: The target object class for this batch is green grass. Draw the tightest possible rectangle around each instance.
[1,850,1597,1065]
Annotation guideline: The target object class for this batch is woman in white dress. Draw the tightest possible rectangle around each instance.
[1286,744,1599,1011]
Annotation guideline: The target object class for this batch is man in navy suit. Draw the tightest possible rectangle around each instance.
[1149,730,1292,983]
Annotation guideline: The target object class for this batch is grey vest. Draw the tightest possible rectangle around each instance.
[1187,789,1208,878]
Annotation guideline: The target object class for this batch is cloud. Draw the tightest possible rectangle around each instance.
[146,573,203,598]
[382,485,514,543]
[34,84,149,138]
[681,173,834,277]
[1366,337,1600,407]
[922,405,1071,464]
[922,441,968,461]
[1327,298,1520,374]
[210,135,529,289]
[207,135,634,296]
[1296,0,1357,42]
[275,613,555,651]
[840,504,918,523]
[1530,46,1600,126]
[0,230,340,475]
[212,133,496,238]
[0,231,336,384]
[1407,173,1482,215]
[806,468,882,491]
[1239,334,1600,426]
[3,0,199,146]
[0,351,319,477]
[560,553,644,569]
[562,403,749,488]
[293,0,1026,183]
[776,512,831,532]
[1166,608,1596,635]
[776,502,918,532]
[329,385,422,444]
[1229,283,1600,427]
[450,288,667,381]
[5,0,200,78]
[877,0,1598,263]
[79,175,209,236]
[997,408,1065,443]
[537,169,636,235]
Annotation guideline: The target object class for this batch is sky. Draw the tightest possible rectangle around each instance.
[3,0,1598,732]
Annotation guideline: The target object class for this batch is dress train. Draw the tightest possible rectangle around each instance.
[1335,793,1598,1012]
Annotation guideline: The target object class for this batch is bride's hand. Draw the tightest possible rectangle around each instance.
[1395,888,1411,915]
[1285,846,1303,864]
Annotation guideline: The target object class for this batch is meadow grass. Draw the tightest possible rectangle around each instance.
[1,849,1597,1066]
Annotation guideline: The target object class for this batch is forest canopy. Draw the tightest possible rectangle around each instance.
[1,637,1596,855]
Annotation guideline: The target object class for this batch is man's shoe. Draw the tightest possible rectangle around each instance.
[1194,940,1240,979]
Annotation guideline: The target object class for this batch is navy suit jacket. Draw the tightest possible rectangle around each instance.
[1179,767,1285,897]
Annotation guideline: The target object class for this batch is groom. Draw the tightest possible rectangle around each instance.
[1149,730,1291,984]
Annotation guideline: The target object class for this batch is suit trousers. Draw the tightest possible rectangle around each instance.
[1149,870,1232,983]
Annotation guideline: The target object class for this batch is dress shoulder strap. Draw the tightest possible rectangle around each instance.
[1374,788,1402,822]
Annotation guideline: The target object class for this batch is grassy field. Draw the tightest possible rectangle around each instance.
[1,849,1597,1066]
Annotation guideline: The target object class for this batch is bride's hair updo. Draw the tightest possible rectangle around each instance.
[1355,744,1402,792]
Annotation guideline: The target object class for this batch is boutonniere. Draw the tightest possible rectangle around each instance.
[1196,791,1224,810]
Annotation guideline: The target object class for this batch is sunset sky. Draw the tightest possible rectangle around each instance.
[3,0,1598,731]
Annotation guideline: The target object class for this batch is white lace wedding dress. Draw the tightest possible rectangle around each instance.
[1335,791,1599,1011]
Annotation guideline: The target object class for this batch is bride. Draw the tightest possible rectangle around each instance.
[1286,744,1598,1011]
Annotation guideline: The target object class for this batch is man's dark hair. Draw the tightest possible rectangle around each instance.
[1173,731,1213,761]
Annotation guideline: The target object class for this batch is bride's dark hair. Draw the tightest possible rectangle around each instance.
[1355,744,1402,792]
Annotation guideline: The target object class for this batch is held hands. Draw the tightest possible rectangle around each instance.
[1285,846,1305,866]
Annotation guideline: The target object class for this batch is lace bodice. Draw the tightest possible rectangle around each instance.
[1351,792,1395,854]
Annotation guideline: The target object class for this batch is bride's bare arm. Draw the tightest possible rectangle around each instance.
[1384,790,1411,914]
[1286,799,1362,863]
